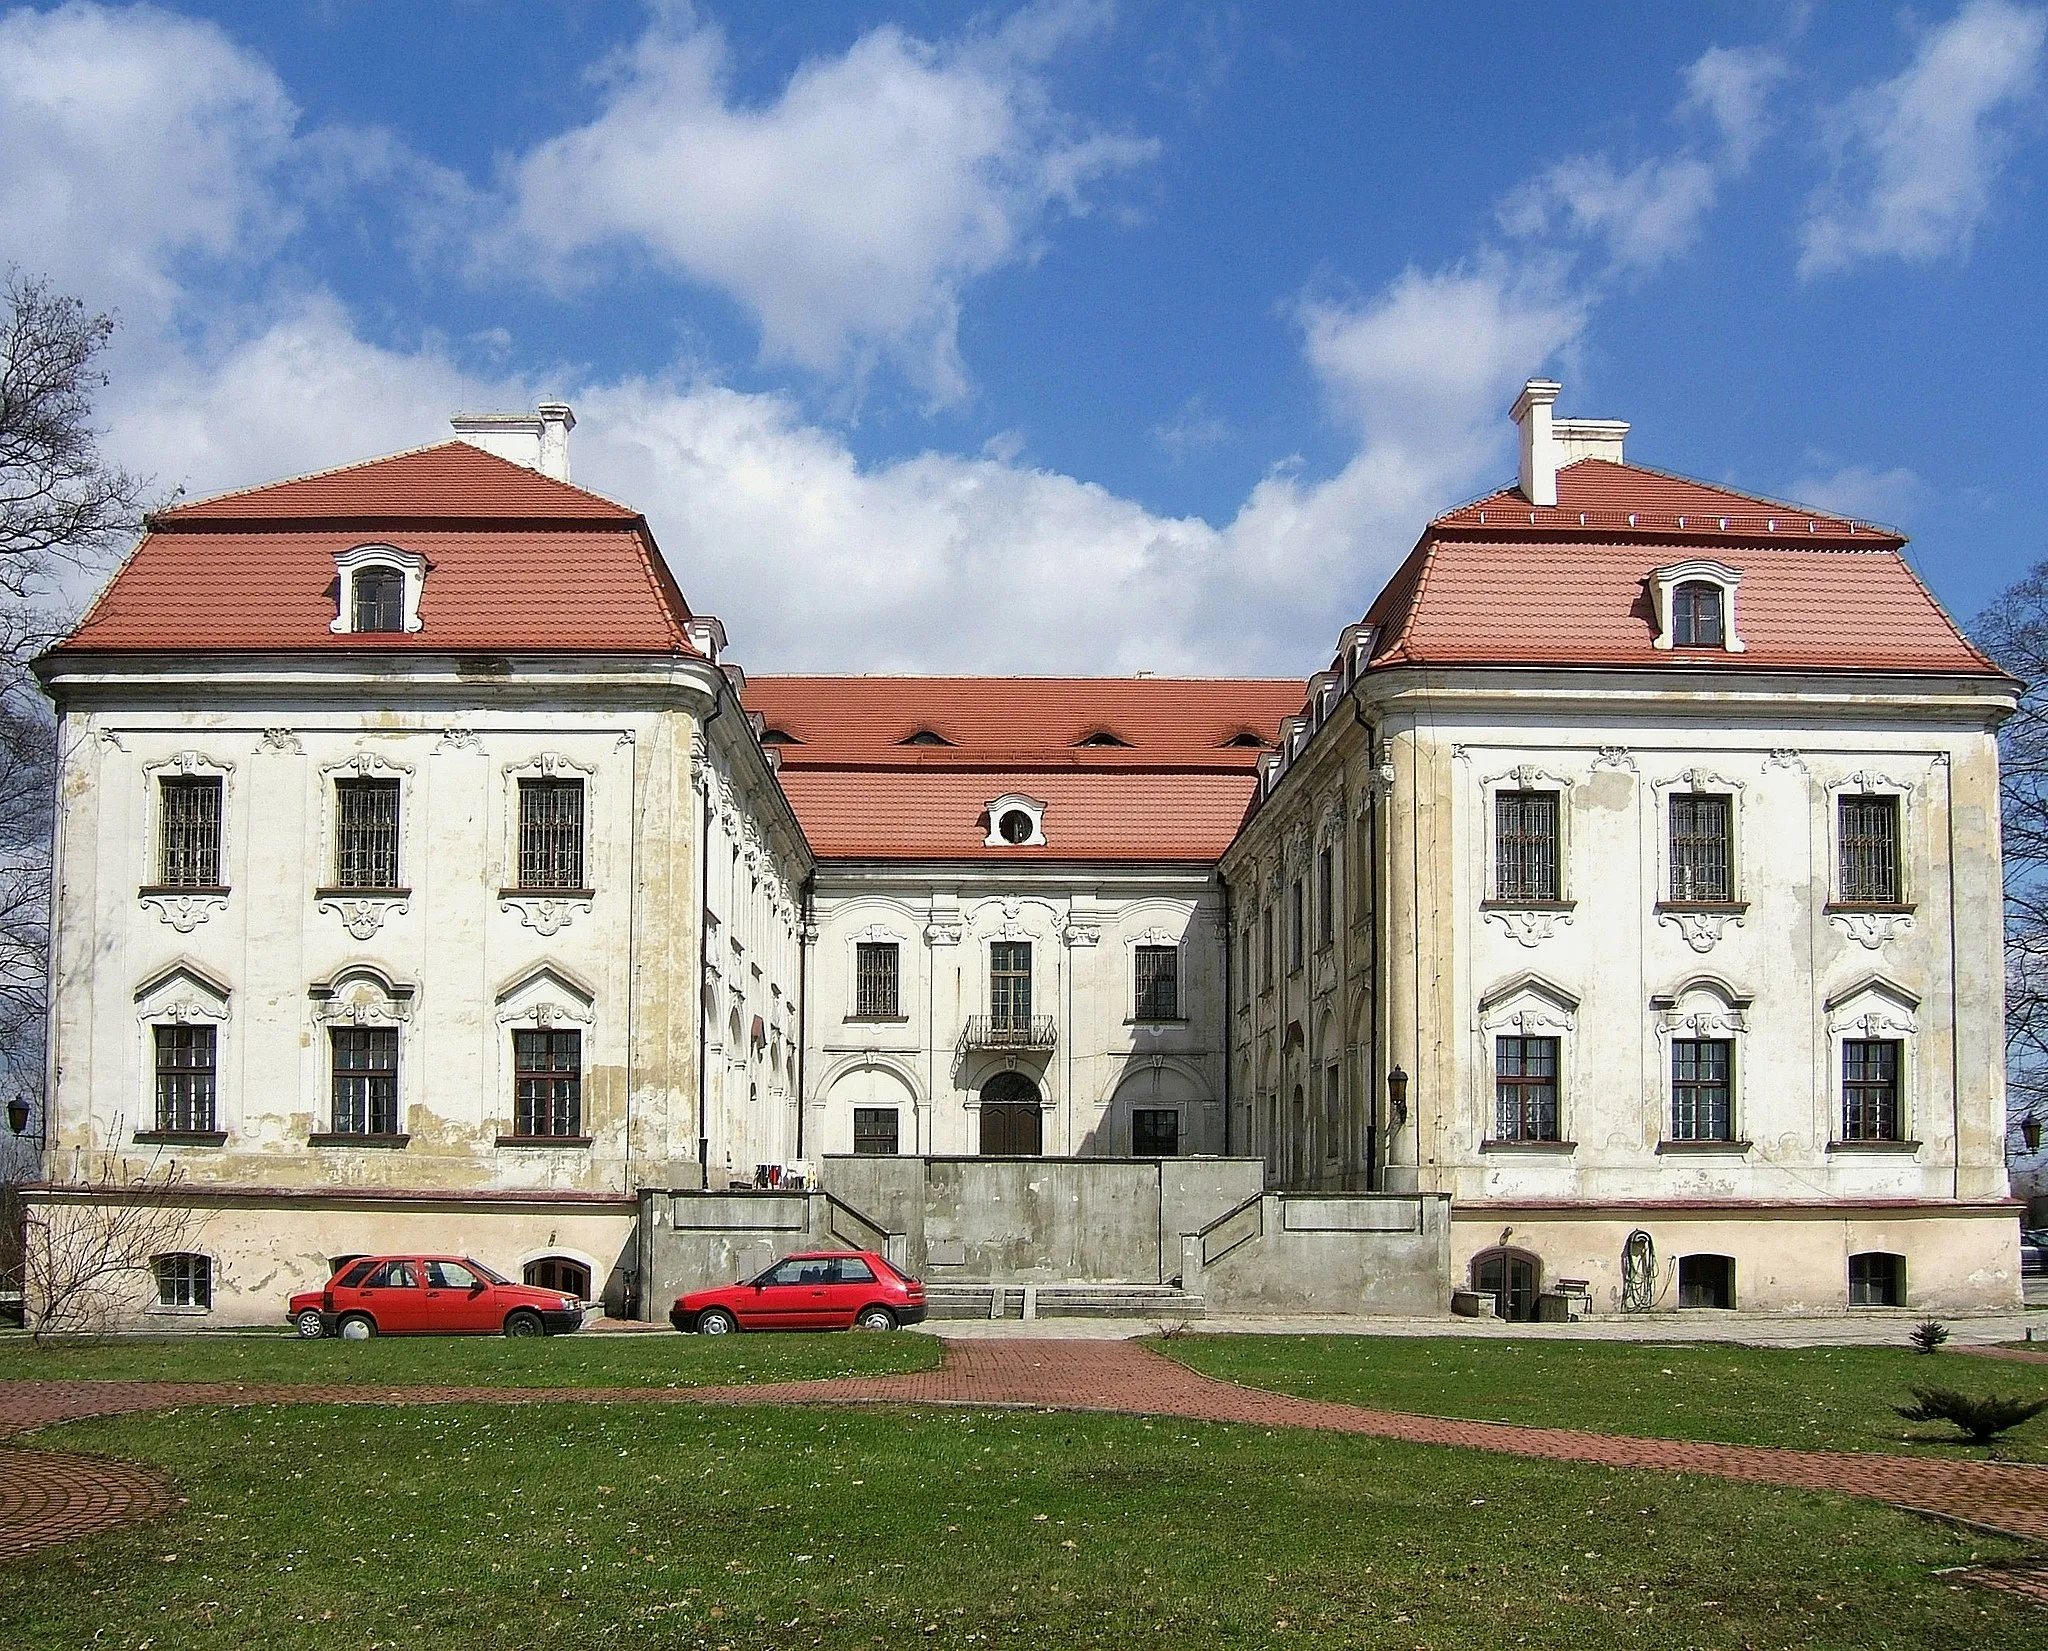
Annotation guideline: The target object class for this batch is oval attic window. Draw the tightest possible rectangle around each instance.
[997,809,1034,845]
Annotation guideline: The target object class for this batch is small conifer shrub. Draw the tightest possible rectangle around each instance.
[1893,1387,2048,1444]
[1908,1319,1950,1354]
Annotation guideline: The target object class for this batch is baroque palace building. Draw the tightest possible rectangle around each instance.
[26,383,2024,1321]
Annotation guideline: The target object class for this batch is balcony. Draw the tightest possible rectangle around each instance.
[957,1014,1058,1056]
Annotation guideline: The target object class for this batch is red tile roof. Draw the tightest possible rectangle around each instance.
[745,677,1306,860]
[52,443,699,657]
[1364,459,2000,677]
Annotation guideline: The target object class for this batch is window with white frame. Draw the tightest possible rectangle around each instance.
[1838,794,1901,904]
[1494,790,1560,900]
[854,942,900,1019]
[154,1024,217,1133]
[517,778,586,890]
[513,1029,583,1138]
[1134,945,1179,1021]
[1668,793,1733,903]
[1494,1037,1560,1141]
[153,1253,212,1310]
[158,775,223,887]
[331,1026,400,1135]
[1842,1039,1903,1141]
[334,778,401,889]
[1670,1039,1733,1141]
[331,544,426,634]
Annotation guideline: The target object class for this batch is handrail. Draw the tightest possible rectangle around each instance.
[1197,1191,1265,1267]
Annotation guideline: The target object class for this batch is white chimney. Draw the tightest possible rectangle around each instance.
[450,401,575,481]
[1510,379,1561,507]
[1553,417,1627,468]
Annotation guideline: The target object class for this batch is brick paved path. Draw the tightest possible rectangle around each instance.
[4,1337,2047,1564]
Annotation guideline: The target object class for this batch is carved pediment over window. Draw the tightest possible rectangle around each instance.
[309,964,416,1026]
[322,749,415,782]
[494,963,596,1029]
[134,962,232,1025]
[1651,976,1752,1038]
[1653,766,1745,795]
[1824,975,1919,1039]
[1477,971,1579,1037]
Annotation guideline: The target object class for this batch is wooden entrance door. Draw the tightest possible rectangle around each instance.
[979,1073,1043,1155]
[1472,1249,1540,1322]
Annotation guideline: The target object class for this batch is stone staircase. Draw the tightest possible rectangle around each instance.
[924,1281,1205,1321]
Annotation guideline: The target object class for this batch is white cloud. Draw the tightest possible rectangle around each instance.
[499,4,1158,404]
[1800,0,2047,278]
[1783,459,1929,527]
[1499,44,1786,272]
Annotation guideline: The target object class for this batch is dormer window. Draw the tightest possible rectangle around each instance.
[1673,582,1723,648]
[759,728,800,746]
[331,544,427,635]
[1222,731,1269,749]
[901,729,953,747]
[984,793,1047,847]
[1074,730,1130,748]
[1648,560,1744,654]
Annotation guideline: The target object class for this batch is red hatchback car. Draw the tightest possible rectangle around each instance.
[289,1255,585,1339]
[670,1249,926,1334]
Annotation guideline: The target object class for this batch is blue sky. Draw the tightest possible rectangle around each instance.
[3,0,2045,674]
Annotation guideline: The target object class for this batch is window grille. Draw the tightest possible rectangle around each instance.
[853,1107,900,1155]
[989,942,1032,1031]
[1131,1108,1180,1156]
[513,1029,582,1137]
[1839,795,1900,903]
[854,942,900,1018]
[353,568,404,632]
[335,779,400,888]
[1494,791,1559,900]
[331,1026,400,1135]
[1134,945,1179,1020]
[153,1253,212,1309]
[1316,847,1334,946]
[1673,581,1724,646]
[1668,793,1731,902]
[158,776,222,887]
[154,1024,216,1132]
[1842,1038,1902,1141]
[517,779,585,890]
[1670,1038,1733,1141]
[1493,1035,1560,1141]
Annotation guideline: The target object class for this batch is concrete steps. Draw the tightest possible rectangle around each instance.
[925,1282,1205,1321]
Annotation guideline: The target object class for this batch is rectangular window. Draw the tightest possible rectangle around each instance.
[1323,1062,1342,1159]
[1839,795,1900,903]
[330,1026,400,1135]
[1288,879,1304,970]
[517,778,585,891]
[1134,945,1179,1020]
[1132,1108,1180,1156]
[1670,1038,1733,1141]
[1260,905,1274,988]
[153,1024,216,1133]
[1668,793,1732,903]
[334,779,401,889]
[1848,1252,1905,1307]
[1842,1039,1902,1142]
[1493,1036,1560,1142]
[513,1029,583,1138]
[1316,847,1334,947]
[989,941,1032,1030]
[852,1107,899,1156]
[158,776,222,888]
[854,942,900,1018]
[153,1254,212,1310]
[1494,791,1559,900]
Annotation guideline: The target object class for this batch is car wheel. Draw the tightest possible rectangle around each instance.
[504,1310,546,1338]
[853,1306,896,1332]
[697,1308,739,1336]
[293,1308,328,1339]
[337,1313,376,1341]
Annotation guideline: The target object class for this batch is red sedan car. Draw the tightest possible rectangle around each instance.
[289,1254,585,1339]
[670,1249,925,1334]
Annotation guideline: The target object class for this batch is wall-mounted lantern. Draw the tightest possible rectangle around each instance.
[2025,1116,2043,1154]
[4,1096,27,1136]
[1386,1065,1409,1131]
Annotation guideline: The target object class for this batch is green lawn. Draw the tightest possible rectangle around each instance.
[1160,1334,2048,1460]
[3,1399,2038,1650]
[0,1328,939,1389]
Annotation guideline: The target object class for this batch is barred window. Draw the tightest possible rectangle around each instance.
[1839,795,1900,904]
[517,779,585,890]
[1316,846,1334,947]
[1670,1038,1733,1141]
[158,776,222,888]
[853,1107,899,1156]
[1132,1108,1180,1156]
[331,1026,400,1135]
[1135,945,1179,1020]
[1842,1039,1902,1142]
[153,1253,212,1310]
[154,1024,216,1133]
[1669,793,1731,903]
[335,779,400,889]
[1672,581,1724,647]
[854,943,899,1018]
[1493,1036,1560,1142]
[1494,791,1559,900]
[513,1029,582,1138]
[353,568,405,633]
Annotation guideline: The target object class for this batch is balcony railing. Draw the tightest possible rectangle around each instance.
[957,1014,1058,1055]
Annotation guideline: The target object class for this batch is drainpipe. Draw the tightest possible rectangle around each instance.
[795,873,814,1161]
[697,681,724,1184]
[1945,757,1963,1202]
[1220,873,1234,1156]
[1351,690,1380,1192]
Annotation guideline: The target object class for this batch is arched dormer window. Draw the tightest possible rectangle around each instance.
[984,793,1047,847]
[900,729,954,747]
[1074,730,1130,748]
[1672,582,1723,648]
[332,544,427,635]
[1222,731,1269,749]
[1648,559,1744,654]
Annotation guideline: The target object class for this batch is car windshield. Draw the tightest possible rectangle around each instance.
[463,1258,509,1285]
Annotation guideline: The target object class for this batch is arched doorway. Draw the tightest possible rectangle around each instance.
[1471,1248,1542,1322]
[525,1256,592,1300]
[979,1071,1043,1156]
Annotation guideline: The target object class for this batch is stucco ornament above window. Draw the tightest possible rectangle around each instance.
[985,794,1047,848]
[1647,560,1744,652]
[331,544,428,635]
